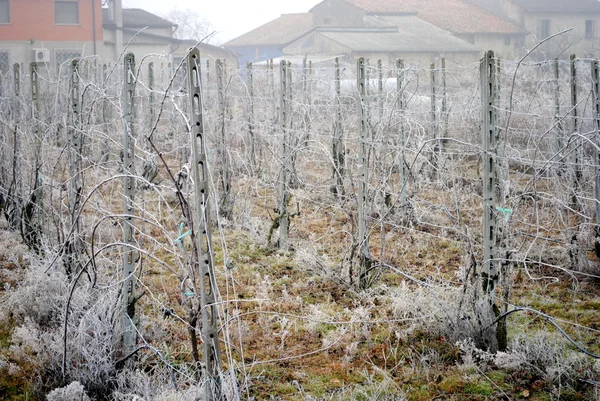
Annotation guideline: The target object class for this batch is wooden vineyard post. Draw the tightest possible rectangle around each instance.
[148,62,154,131]
[301,58,313,144]
[430,62,439,178]
[26,62,42,249]
[441,58,448,155]
[246,61,256,174]
[187,49,222,399]
[121,53,137,357]
[356,57,373,290]
[569,54,583,268]
[100,64,109,164]
[10,63,22,230]
[69,59,82,233]
[66,60,83,277]
[216,60,233,219]
[332,57,345,199]
[376,59,387,195]
[591,59,600,259]
[377,59,384,123]
[571,55,581,208]
[397,59,408,214]
[31,62,41,199]
[554,59,564,173]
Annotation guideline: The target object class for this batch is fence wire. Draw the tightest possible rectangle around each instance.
[0,52,599,396]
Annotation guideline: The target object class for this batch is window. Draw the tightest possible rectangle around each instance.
[586,20,596,39]
[0,0,9,24]
[466,35,475,44]
[55,0,79,25]
[323,17,332,25]
[504,36,512,46]
[0,50,9,73]
[55,49,82,74]
[538,19,550,38]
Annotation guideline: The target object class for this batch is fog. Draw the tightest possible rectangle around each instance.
[122,0,322,44]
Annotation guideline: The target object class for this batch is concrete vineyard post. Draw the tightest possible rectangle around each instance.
[480,50,502,352]
[187,49,223,399]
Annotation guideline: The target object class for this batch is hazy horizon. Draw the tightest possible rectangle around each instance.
[122,0,322,45]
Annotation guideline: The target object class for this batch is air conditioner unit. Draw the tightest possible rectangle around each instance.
[33,48,50,63]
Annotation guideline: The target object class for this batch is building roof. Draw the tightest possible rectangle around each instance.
[285,15,480,54]
[509,0,600,12]
[461,0,507,17]
[102,8,175,28]
[224,13,314,47]
[345,0,524,34]
[176,39,238,57]
[254,54,342,66]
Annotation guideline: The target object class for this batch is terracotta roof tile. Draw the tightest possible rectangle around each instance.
[224,13,314,47]
[346,0,524,34]
[102,8,175,28]
[511,0,600,12]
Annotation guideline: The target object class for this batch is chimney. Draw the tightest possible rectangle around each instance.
[112,0,124,59]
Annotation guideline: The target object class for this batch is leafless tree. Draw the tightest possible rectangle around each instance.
[163,7,215,43]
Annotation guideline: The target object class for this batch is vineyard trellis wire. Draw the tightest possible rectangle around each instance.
[0,46,599,398]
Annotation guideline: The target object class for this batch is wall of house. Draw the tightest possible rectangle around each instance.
[0,0,103,42]
[0,40,105,71]
[100,27,176,70]
[306,33,480,67]
[312,32,351,55]
[356,52,481,69]
[499,1,600,59]
[455,33,523,60]
[522,12,600,58]
[103,27,172,46]
[310,0,366,27]
[0,0,104,70]
[227,45,282,65]
[102,41,172,66]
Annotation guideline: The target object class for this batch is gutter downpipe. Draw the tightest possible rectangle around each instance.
[91,0,97,57]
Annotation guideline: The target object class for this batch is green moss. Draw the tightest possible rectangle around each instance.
[464,379,494,396]
[272,381,298,396]
[405,384,435,401]
[305,376,331,397]
[484,370,515,394]
[438,374,465,393]
[582,300,600,310]
[530,393,553,401]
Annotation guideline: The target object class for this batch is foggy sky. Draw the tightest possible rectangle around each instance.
[122,0,322,44]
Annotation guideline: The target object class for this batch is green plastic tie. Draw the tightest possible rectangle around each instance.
[496,207,513,222]
[174,223,192,248]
